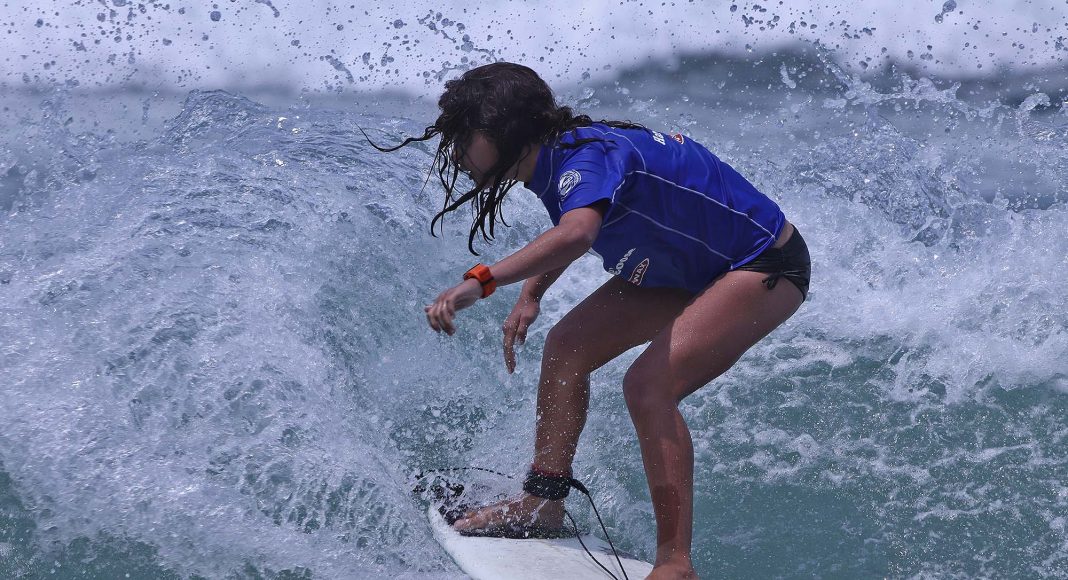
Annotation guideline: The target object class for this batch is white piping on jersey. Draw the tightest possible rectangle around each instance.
[540,125,645,201]
[598,175,634,226]
[615,201,735,262]
[632,170,776,239]
[600,208,631,228]
[583,125,648,171]
[543,127,775,263]
[603,169,776,265]
[555,127,772,240]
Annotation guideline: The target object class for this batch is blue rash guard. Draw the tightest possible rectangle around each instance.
[525,123,785,294]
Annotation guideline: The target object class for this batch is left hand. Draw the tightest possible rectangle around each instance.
[425,278,483,335]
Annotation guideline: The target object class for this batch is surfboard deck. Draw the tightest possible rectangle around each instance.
[428,505,654,579]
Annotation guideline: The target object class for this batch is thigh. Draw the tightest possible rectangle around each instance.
[627,269,804,401]
[545,275,693,374]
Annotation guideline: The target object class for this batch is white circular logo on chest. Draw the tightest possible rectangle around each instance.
[558,170,581,199]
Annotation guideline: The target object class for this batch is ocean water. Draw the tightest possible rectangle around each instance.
[2,2,1068,579]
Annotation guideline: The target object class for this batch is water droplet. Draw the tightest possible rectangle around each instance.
[935,0,956,23]
[209,10,221,22]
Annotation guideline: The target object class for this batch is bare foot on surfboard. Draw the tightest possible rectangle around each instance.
[452,493,566,537]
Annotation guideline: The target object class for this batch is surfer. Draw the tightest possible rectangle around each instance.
[377,62,810,579]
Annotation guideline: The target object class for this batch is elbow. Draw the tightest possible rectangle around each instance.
[562,227,596,261]
[555,204,604,261]
[575,227,598,251]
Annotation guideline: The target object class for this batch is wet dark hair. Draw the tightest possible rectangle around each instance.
[366,61,643,254]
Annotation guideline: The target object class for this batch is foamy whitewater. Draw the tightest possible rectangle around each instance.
[1,2,1067,579]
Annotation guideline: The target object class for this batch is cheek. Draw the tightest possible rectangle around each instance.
[468,137,500,172]
[469,152,494,173]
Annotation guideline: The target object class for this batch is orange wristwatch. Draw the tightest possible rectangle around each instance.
[463,263,496,298]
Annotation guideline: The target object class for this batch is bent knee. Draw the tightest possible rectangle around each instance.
[544,323,582,359]
[542,323,598,374]
[622,364,679,414]
[623,359,731,413]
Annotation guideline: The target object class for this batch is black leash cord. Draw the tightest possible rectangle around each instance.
[413,467,630,580]
[566,481,630,580]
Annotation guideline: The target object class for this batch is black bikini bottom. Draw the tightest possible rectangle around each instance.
[735,227,811,302]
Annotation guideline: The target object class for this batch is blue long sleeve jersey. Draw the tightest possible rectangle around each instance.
[525,123,785,293]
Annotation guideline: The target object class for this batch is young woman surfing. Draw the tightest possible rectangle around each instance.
[378,62,810,580]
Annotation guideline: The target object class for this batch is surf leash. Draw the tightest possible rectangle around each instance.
[412,466,631,580]
[561,477,631,580]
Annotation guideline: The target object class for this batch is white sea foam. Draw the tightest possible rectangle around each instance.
[0,28,1065,576]
[2,1,1066,93]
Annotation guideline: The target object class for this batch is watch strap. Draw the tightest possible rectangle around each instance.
[463,263,496,298]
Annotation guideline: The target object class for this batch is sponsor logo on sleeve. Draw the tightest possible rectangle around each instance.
[651,131,666,145]
[628,258,650,285]
[558,170,581,200]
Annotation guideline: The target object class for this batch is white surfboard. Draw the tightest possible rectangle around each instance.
[428,506,654,579]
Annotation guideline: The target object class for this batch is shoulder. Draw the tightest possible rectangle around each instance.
[558,123,646,146]
[550,124,646,167]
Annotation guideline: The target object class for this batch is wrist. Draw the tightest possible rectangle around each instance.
[520,287,543,303]
[463,263,496,298]
[462,277,483,295]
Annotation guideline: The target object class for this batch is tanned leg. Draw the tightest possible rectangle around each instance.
[624,269,803,579]
[453,276,693,533]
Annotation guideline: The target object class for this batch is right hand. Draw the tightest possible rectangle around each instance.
[502,293,540,373]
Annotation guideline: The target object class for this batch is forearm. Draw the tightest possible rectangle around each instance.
[520,265,567,301]
[489,225,593,289]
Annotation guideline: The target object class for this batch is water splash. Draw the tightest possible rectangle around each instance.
[1,52,1067,578]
